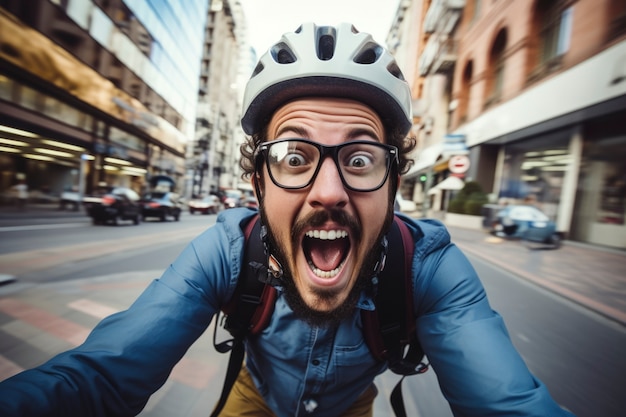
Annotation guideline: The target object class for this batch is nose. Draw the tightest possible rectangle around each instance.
[306,157,349,209]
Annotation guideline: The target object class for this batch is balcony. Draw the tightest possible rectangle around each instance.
[424,0,465,34]
[431,39,458,75]
[419,36,458,76]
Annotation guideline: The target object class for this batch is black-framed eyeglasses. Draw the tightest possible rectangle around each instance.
[255,138,398,192]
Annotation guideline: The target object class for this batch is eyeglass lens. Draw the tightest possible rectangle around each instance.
[264,140,392,191]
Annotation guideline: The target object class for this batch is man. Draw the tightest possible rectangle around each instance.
[12,175,28,211]
[0,23,574,416]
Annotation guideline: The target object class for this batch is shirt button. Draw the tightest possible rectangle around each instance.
[312,359,320,366]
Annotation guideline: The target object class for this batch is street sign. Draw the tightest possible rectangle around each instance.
[448,155,470,174]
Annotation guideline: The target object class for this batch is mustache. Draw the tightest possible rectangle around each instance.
[292,210,362,243]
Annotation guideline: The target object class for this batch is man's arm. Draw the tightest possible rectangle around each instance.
[413,242,575,416]
[0,215,242,416]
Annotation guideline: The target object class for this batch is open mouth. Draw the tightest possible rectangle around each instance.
[303,229,350,278]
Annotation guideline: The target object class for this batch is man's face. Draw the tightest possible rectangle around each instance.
[257,97,394,319]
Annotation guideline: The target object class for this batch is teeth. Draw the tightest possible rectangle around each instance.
[308,260,345,278]
[305,230,348,240]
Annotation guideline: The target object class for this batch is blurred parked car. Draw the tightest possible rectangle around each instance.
[87,187,142,226]
[395,193,417,213]
[189,195,222,215]
[140,191,182,221]
[491,204,561,248]
[223,189,243,209]
[243,196,258,210]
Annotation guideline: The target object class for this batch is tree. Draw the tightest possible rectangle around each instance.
[448,181,489,215]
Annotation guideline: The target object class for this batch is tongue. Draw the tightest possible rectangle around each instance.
[309,239,346,271]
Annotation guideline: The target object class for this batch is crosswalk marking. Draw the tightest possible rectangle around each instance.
[0,355,24,381]
[0,298,90,346]
[68,298,120,319]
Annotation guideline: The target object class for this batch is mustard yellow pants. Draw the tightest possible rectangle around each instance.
[217,366,377,416]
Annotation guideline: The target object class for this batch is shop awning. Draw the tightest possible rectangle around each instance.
[427,176,465,194]
[436,175,465,190]
[404,144,443,179]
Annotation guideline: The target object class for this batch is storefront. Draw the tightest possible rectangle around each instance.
[570,114,626,248]
[498,131,572,220]
[495,112,626,250]
[0,74,184,204]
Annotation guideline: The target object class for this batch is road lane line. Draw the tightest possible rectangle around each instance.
[0,223,85,232]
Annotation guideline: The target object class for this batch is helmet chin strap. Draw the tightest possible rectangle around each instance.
[247,222,284,288]
[250,172,285,287]
[260,224,284,285]
[369,234,388,293]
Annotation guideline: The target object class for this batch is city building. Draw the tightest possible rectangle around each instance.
[390,0,626,249]
[0,0,209,203]
[190,0,250,198]
[388,0,469,214]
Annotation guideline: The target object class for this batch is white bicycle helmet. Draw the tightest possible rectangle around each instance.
[241,22,412,136]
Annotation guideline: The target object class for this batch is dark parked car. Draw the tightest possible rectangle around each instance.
[87,187,142,226]
[189,195,222,214]
[491,204,561,248]
[140,191,182,221]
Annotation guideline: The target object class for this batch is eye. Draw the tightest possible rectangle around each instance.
[286,153,306,167]
[346,152,374,169]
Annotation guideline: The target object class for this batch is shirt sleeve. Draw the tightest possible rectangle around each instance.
[0,214,244,417]
[413,242,575,416]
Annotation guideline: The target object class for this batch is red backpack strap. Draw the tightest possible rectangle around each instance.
[220,213,276,337]
[250,284,277,334]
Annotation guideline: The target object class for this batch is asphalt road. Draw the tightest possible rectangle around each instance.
[1,212,624,416]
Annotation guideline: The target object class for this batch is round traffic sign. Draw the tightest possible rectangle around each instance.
[448,155,470,174]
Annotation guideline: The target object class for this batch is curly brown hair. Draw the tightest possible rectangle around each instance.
[239,125,416,182]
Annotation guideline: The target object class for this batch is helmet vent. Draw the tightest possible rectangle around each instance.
[387,62,406,81]
[271,42,297,64]
[251,62,264,77]
[353,43,382,64]
[317,34,335,61]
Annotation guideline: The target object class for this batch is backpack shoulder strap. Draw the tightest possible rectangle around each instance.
[362,215,417,364]
[211,214,276,417]
[221,215,277,335]
[361,215,429,417]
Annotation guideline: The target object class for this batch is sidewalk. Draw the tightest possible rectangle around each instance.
[446,224,626,326]
[0,202,87,223]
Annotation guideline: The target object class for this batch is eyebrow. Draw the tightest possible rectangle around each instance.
[273,126,381,142]
[346,128,381,142]
[273,125,309,139]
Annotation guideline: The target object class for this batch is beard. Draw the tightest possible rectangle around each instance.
[260,206,394,328]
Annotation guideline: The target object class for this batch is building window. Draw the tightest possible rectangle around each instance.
[539,2,573,64]
[485,29,507,108]
[458,60,473,124]
[499,137,571,220]
[607,0,626,41]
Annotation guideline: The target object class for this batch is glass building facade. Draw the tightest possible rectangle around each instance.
[0,0,209,201]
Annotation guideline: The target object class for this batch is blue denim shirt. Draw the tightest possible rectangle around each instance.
[0,208,574,416]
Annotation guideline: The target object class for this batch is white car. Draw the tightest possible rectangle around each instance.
[395,194,417,213]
